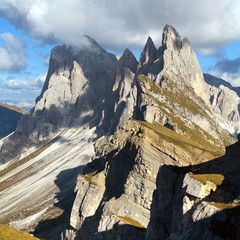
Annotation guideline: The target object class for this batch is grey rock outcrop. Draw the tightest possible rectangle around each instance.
[0,25,233,166]
[106,48,138,132]
[137,36,160,76]
[204,73,240,96]
[17,39,118,141]
[155,25,208,104]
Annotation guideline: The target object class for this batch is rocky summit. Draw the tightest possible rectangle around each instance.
[0,25,239,240]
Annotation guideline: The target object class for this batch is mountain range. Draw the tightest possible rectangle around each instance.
[0,25,239,240]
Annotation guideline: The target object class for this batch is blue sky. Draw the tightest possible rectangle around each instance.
[0,0,240,104]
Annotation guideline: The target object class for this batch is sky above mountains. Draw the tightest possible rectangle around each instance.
[0,0,240,104]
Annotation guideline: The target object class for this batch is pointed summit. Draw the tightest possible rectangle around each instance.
[119,48,138,73]
[162,24,182,50]
[139,36,158,66]
[162,25,180,43]
[162,24,190,50]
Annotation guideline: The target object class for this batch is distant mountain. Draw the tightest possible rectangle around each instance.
[204,73,240,96]
[0,103,26,139]
[0,25,239,240]
[16,102,34,112]
[204,73,240,135]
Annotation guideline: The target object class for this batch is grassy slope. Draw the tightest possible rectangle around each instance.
[0,225,39,240]
[138,121,224,157]
[138,75,231,149]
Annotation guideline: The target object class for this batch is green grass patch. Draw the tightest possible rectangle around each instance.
[138,74,209,116]
[138,74,231,150]
[118,216,146,229]
[208,202,240,210]
[81,170,98,186]
[190,173,225,186]
[138,121,223,157]
[0,225,39,240]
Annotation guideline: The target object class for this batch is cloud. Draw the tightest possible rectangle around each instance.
[0,33,26,70]
[0,74,46,103]
[217,72,240,87]
[214,58,240,74]
[4,74,45,90]
[0,0,240,54]
[209,57,240,87]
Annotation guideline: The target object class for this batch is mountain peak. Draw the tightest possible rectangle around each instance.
[119,48,138,73]
[139,36,157,67]
[146,36,155,47]
[162,24,187,50]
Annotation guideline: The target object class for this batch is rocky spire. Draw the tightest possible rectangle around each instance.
[139,36,158,66]
[137,37,160,76]
[118,48,138,73]
[162,24,191,51]
[155,24,208,104]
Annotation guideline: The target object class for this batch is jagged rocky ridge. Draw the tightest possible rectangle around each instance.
[0,25,239,240]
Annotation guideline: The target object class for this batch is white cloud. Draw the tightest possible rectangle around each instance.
[208,69,240,87]
[1,0,240,54]
[220,73,240,87]
[207,57,240,87]
[4,74,45,90]
[0,74,46,103]
[0,33,26,70]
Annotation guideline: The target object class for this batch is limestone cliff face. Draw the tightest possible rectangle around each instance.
[17,40,118,141]
[106,48,138,132]
[103,25,231,148]
[0,37,118,164]
[134,25,225,147]
[0,25,232,165]
[159,25,208,104]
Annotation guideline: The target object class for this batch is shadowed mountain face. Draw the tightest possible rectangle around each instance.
[146,139,240,240]
[0,25,239,240]
[0,103,26,139]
